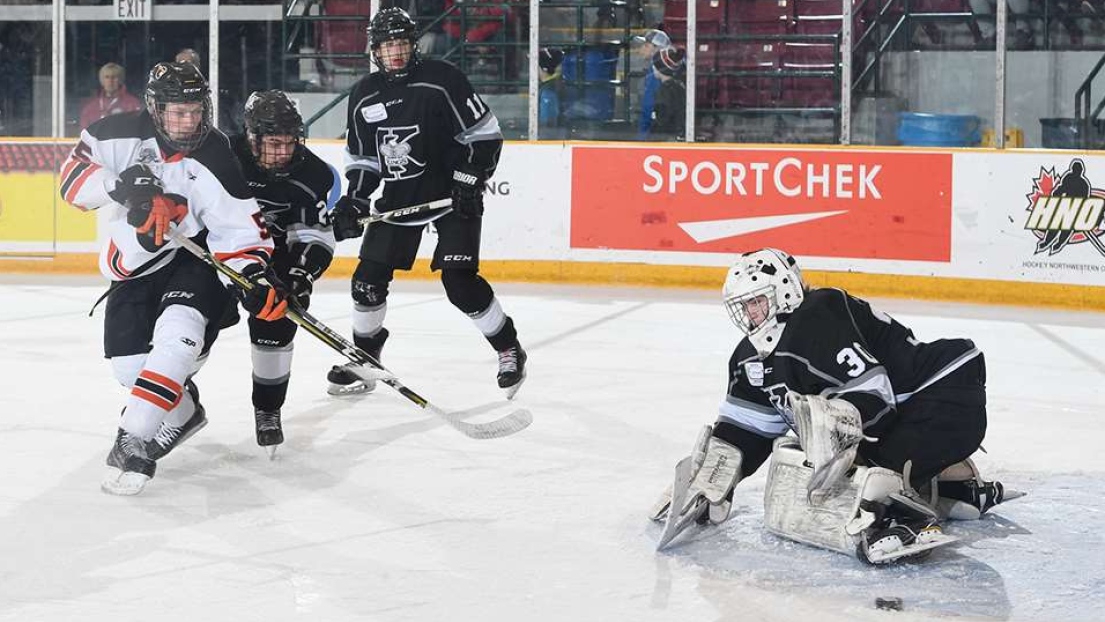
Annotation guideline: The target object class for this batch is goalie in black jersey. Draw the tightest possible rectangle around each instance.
[326,7,527,399]
[231,90,341,458]
[651,249,1022,563]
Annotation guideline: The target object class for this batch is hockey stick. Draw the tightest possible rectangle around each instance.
[357,198,453,225]
[170,227,532,440]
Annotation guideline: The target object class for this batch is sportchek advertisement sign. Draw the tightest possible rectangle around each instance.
[570,146,952,261]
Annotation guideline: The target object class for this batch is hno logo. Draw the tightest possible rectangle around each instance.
[114,0,152,21]
[1025,196,1105,232]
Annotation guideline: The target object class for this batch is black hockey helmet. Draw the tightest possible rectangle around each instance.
[368,8,420,81]
[244,90,306,177]
[145,61,212,153]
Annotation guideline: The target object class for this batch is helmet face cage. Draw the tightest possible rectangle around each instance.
[244,90,305,177]
[722,249,806,340]
[369,8,421,80]
[724,284,778,336]
[145,62,212,153]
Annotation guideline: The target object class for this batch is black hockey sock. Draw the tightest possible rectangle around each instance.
[253,380,289,412]
[486,316,518,352]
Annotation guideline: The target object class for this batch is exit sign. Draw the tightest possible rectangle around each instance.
[114,0,152,21]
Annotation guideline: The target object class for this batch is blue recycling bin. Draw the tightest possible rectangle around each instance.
[560,48,618,122]
[898,113,981,147]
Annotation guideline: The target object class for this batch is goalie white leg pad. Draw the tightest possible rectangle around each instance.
[764,437,960,562]
[764,436,870,555]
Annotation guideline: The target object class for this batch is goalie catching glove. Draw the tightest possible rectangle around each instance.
[788,392,876,501]
[235,263,289,321]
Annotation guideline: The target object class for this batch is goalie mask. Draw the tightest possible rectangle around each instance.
[723,248,805,356]
[244,90,305,178]
[369,8,421,81]
[145,62,212,153]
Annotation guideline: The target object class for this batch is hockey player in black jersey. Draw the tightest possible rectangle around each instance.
[326,7,527,399]
[651,248,1021,562]
[231,90,340,458]
[59,62,289,495]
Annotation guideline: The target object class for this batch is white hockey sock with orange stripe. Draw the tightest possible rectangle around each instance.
[121,305,206,440]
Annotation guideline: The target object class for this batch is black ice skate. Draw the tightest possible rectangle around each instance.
[497,343,527,400]
[858,516,956,564]
[327,330,387,396]
[327,364,377,396]
[255,408,283,460]
[146,380,208,460]
[938,478,1026,520]
[102,428,157,496]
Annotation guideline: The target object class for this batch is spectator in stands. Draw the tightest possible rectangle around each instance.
[968,0,1034,49]
[175,48,202,67]
[441,0,510,85]
[538,47,565,138]
[442,0,508,44]
[632,28,671,140]
[413,0,448,56]
[649,47,686,142]
[78,62,142,130]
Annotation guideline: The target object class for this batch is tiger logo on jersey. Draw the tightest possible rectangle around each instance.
[377,125,426,180]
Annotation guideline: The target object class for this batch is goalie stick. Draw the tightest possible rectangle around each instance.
[170,227,532,440]
[356,198,453,226]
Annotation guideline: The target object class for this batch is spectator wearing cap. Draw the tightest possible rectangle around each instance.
[78,62,142,130]
[649,47,686,142]
[538,47,566,138]
[633,28,672,140]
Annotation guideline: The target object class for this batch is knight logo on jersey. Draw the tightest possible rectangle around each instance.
[1023,158,1105,257]
[377,126,425,180]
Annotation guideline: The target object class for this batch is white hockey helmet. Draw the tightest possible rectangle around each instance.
[722,248,805,356]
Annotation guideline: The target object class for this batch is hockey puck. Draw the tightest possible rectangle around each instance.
[875,597,903,611]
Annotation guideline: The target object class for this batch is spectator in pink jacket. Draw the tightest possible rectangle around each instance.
[79,63,142,130]
[442,0,509,43]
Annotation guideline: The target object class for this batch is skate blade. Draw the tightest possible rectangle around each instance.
[502,371,527,400]
[101,470,150,496]
[265,444,279,461]
[327,381,374,396]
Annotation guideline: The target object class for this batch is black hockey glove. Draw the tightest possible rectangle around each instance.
[331,195,372,242]
[286,242,333,306]
[451,169,485,219]
[109,164,164,206]
[236,263,289,322]
[286,266,314,305]
[127,193,188,247]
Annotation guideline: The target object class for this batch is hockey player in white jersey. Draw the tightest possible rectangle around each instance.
[651,248,1021,563]
[59,62,290,495]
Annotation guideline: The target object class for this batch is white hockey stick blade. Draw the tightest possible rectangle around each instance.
[657,457,708,550]
[427,403,533,440]
[344,365,532,439]
[101,468,150,496]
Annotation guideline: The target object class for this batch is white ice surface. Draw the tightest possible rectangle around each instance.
[1,276,1102,622]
